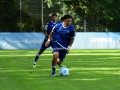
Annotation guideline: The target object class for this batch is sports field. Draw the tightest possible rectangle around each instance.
[0,50,120,90]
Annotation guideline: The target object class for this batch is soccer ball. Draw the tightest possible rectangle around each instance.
[59,67,69,76]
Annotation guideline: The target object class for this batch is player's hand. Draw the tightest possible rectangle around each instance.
[45,39,50,47]
[51,38,53,41]
[66,46,70,54]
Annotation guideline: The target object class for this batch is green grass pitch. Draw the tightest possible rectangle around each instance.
[0,49,120,90]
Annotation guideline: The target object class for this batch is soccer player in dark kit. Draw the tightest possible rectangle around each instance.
[45,14,76,76]
[33,13,58,67]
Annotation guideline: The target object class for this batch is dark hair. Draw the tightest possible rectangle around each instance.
[51,13,57,17]
[61,14,73,21]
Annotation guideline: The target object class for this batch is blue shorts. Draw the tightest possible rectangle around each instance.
[52,42,67,61]
[40,37,53,50]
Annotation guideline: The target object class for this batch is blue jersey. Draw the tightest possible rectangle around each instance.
[44,21,58,36]
[52,22,76,48]
[40,21,58,50]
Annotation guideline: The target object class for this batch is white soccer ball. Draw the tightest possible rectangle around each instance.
[59,67,69,76]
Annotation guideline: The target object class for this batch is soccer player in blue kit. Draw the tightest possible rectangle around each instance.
[33,13,58,67]
[45,14,76,76]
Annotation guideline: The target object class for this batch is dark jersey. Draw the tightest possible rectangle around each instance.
[52,22,76,48]
[44,21,58,36]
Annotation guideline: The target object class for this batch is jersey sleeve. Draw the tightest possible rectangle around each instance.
[44,23,49,30]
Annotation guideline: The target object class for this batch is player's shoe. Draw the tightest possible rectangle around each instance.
[51,71,56,76]
[33,64,36,68]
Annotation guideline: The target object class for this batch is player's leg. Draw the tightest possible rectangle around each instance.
[57,58,62,67]
[33,39,47,67]
[51,42,60,76]
[58,49,67,67]
[33,40,52,67]
[51,51,59,76]
[33,49,45,67]
[51,49,67,76]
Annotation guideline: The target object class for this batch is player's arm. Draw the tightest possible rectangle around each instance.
[67,30,76,54]
[48,31,54,41]
[43,29,49,38]
[43,23,49,38]
[67,38,74,54]
[68,38,74,47]
[45,26,56,47]
[45,31,54,47]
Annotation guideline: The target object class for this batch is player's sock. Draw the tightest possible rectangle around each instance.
[52,66,56,71]
[52,66,56,76]
[33,53,40,65]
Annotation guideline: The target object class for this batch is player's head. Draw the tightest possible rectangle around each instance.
[51,13,57,23]
[61,14,73,26]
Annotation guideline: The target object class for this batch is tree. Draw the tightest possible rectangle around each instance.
[45,0,120,32]
[21,0,42,32]
[1,0,120,32]
[0,0,42,32]
[0,0,19,32]
[44,0,83,32]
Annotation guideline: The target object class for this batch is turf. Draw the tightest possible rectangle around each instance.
[0,50,120,90]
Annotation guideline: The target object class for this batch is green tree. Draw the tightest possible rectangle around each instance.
[45,0,120,32]
[1,0,120,32]
[0,0,41,32]
[0,0,19,32]
[21,0,42,32]
[44,0,83,32]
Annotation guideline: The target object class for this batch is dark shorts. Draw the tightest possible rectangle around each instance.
[40,37,53,50]
[52,41,67,61]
